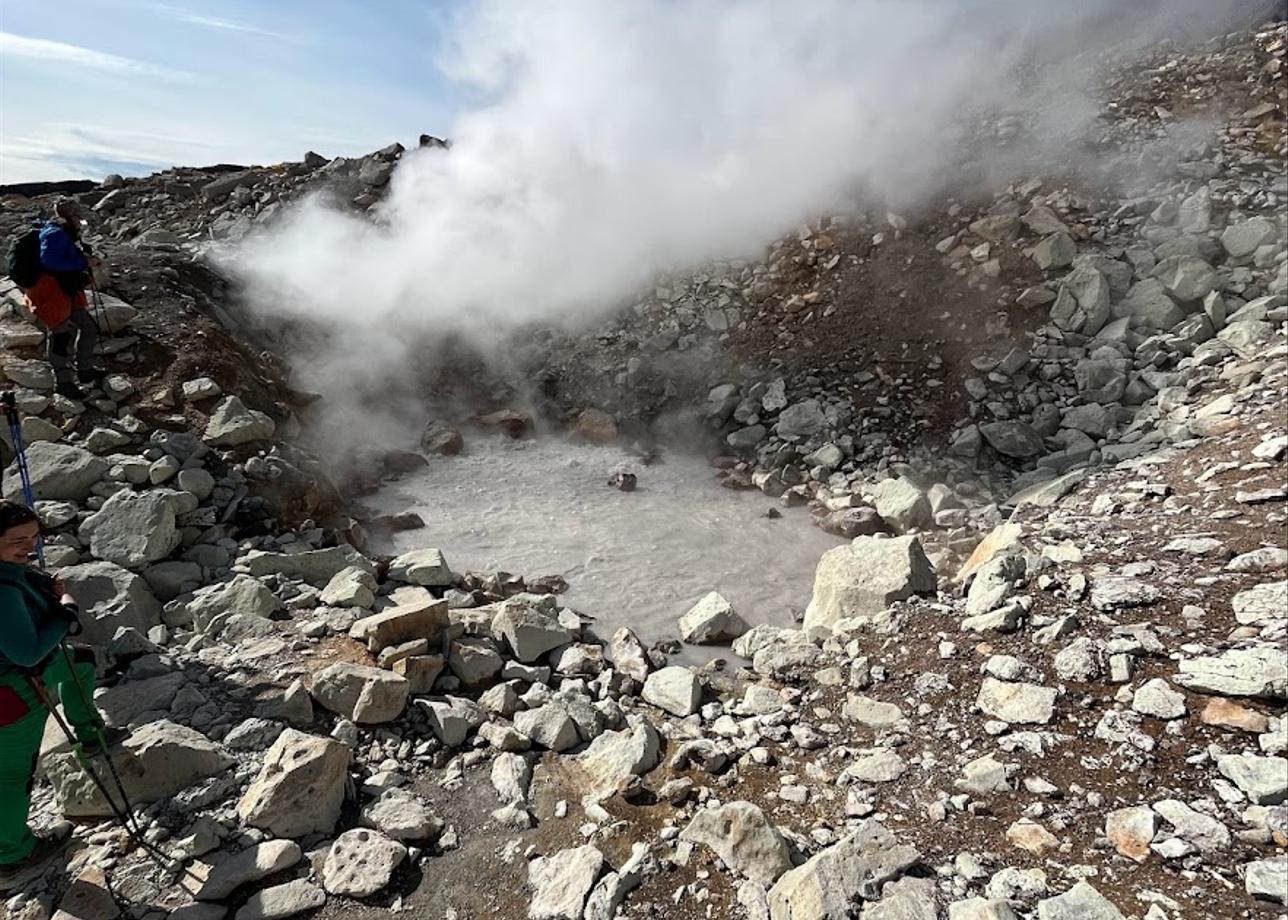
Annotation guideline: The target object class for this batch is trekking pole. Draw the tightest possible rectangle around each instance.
[87,277,107,336]
[23,675,203,893]
[3,392,45,567]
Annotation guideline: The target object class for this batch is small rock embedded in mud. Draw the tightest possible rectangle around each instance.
[609,471,638,492]
[763,507,782,519]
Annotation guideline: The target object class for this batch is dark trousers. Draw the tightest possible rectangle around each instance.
[46,308,99,385]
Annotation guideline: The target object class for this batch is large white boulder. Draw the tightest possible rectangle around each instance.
[237,729,350,837]
[3,441,107,502]
[204,396,275,447]
[80,489,182,569]
[311,663,409,724]
[803,535,937,631]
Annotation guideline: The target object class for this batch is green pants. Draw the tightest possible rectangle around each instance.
[0,647,99,865]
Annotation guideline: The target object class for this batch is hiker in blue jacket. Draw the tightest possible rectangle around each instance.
[24,199,103,399]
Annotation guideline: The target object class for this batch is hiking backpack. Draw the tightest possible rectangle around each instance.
[5,227,43,289]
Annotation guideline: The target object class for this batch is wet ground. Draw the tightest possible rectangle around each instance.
[367,435,843,651]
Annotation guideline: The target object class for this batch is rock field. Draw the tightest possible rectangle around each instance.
[0,17,1285,920]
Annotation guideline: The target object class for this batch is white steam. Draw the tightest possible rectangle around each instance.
[227,0,1266,401]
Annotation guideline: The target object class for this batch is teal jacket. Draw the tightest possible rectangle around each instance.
[0,561,71,676]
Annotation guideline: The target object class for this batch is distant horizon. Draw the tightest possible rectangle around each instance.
[0,0,461,185]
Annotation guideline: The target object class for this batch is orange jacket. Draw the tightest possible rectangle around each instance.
[23,274,87,329]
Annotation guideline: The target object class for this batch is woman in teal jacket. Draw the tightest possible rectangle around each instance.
[0,501,113,889]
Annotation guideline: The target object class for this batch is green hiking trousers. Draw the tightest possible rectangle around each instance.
[0,647,99,865]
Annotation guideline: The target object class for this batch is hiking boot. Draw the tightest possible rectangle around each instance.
[78,725,128,760]
[54,382,85,400]
[0,825,71,892]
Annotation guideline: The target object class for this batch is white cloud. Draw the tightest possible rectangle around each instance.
[147,4,303,43]
[0,31,193,80]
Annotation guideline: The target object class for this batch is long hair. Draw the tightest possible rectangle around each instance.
[0,501,39,536]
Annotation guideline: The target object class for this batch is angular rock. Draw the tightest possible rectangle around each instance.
[243,545,374,587]
[679,592,748,644]
[868,478,931,534]
[237,730,350,837]
[978,421,1045,459]
[186,575,277,627]
[492,600,573,662]
[528,845,604,920]
[362,788,442,842]
[350,599,449,652]
[976,678,1056,725]
[4,441,107,502]
[1176,646,1287,699]
[680,802,792,885]
[233,880,325,920]
[767,821,918,918]
[205,396,275,446]
[642,666,701,717]
[804,535,936,631]
[576,722,662,798]
[1216,753,1288,805]
[1105,806,1158,862]
[46,720,232,818]
[1131,678,1187,720]
[197,840,302,901]
[321,828,407,897]
[311,663,409,724]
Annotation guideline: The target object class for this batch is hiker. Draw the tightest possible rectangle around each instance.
[21,199,104,399]
[0,501,118,888]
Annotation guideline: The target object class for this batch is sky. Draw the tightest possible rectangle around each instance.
[0,0,463,183]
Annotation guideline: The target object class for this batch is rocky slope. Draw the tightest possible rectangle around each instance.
[0,17,1284,920]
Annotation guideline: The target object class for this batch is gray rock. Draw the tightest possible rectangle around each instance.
[514,704,579,752]
[776,399,828,438]
[205,396,275,447]
[58,560,163,646]
[609,627,651,683]
[4,441,107,502]
[979,421,1045,459]
[1036,882,1124,920]
[576,722,662,798]
[237,730,350,837]
[1221,217,1277,259]
[492,598,573,662]
[767,820,918,917]
[956,754,1011,796]
[1153,256,1215,302]
[197,840,302,901]
[947,899,1019,920]
[861,876,937,920]
[528,845,604,920]
[869,478,931,533]
[976,677,1056,725]
[1118,279,1184,331]
[1245,855,1288,904]
[680,801,792,884]
[243,545,374,586]
[1131,678,1186,719]
[388,547,454,586]
[965,553,1026,617]
[361,788,442,842]
[319,565,377,608]
[186,575,277,628]
[1217,753,1288,805]
[233,880,325,920]
[1233,581,1288,627]
[642,666,701,717]
[1090,577,1159,611]
[1153,799,1230,853]
[321,828,407,897]
[421,696,485,747]
[492,752,533,804]
[311,663,409,724]
[45,720,232,818]
[804,535,936,631]
[1032,233,1076,270]
[846,750,908,783]
[1176,646,1287,699]
[80,489,184,568]
[679,592,748,644]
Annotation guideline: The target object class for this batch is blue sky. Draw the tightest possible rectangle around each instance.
[0,0,463,183]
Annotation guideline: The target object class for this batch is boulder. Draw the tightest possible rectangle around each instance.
[243,545,374,586]
[767,820,919,918]
[868,478,931,533]
[1152,256,1215,302]
[45,720,232,818]
[350,599,450,652]
[1035,882,1124,920]
[196,840,303,901]
[321,829,407,897]
[3,441,107,502]
[79,490,183,568]
[1216,753,1288,805]
[1221,217,1277,259]
[58,560,162,646]
[678,592,748,644]
[421,421,463,455]
[679,802,792,885]
[1175,646,1287,699]
[205,396,275,447]
[976,677,1057,724]
[319,566,377,609]
[575,722,662,798]
[609,628,651,683]
[514,704,579,752]
[310,663,409,724]
[388,548,453,586]
[185,575,277,628]
[528,846,605,920]
[237,730,350,836]
[642,666,701,717]
[979,421,1046,459]
[776,399,827,438]
[361,788,442,842]
[803,535,937,631]
[233,880,325,920]
[492,600,574,662]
